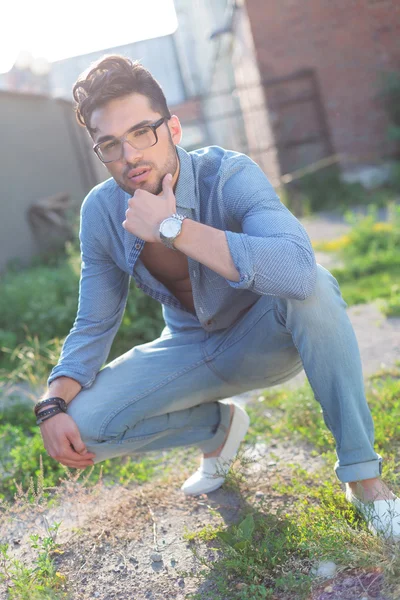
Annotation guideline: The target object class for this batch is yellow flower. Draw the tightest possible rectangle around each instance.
[372,222,393,232]
[314,234,351,252]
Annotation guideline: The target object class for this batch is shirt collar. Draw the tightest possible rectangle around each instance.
[174,146,196,209]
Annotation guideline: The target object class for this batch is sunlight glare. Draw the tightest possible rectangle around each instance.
[0,0,178,73]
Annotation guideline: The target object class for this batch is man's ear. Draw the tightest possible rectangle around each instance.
[168,115,182,146]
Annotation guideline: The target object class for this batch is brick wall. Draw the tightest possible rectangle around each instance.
[245,0,400,171]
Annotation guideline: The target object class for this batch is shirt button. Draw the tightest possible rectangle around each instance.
[135,243,141,250]
[206,319,213,326]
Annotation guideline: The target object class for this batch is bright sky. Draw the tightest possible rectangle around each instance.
[0,0,178,74]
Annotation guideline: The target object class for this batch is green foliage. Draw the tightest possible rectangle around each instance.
[337,272,400,312]
[285,166,394,215]
[0,335,64,387]
[0,403,157,501]
[248,375,400,460]
[186,373,400,599]
[339,206,400,264]
[326,206,400,315]
[389,161,400,193]
[380,70,400,155]
[0,522,69,599]
[0,246,164,382]
[0,256,80,345]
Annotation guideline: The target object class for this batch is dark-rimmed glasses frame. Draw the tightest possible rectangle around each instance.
[93,117,166,163]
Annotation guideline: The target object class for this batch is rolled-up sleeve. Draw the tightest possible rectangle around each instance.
[48,200,130,389]
[223,159,317,300]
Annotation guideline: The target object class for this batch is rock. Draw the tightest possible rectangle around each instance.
[255,491,265,499]
[112,563,124,572]
[150,552,163,563]
[342,576,355,588]
[94,593,100,598]
[311,560,337,578]
[236,583,247,590]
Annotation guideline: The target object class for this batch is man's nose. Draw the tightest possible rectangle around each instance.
[122,141,143,163]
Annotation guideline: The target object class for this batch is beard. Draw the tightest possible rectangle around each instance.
[116,139,178,197]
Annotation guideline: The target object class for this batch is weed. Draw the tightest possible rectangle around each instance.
[0,403,158,501]
[0,522,69,599]
[314,205,400,314]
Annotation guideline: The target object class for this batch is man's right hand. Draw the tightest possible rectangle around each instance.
[39,412,96,469]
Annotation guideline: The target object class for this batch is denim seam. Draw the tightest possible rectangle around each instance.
[97,357,207,440]
[200,307,275,384]
[273,300,342,452]
[116,424,213,445]
[205,306,276,359]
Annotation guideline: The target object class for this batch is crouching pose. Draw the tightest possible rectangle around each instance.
[35,55,399,540]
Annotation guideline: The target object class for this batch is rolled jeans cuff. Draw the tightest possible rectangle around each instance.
[198,400,232,454]
[335,455,383,483]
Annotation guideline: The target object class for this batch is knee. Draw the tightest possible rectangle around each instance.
[309,265,345,306]
[279,265,347,324]
[66,391,101,443]
[310,265,342,303]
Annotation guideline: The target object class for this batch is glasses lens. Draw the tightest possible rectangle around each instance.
[96,125,158,163]
[97,140,123,163]
[126,126,156,150]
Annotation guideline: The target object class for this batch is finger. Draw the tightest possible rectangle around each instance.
[62,438,96,461]
[69,444,96,459]
[162,173,173,197]
[56,448,95,464]
[67,430,91,456]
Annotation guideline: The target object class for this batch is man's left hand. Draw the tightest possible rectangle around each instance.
[122,173,176,242]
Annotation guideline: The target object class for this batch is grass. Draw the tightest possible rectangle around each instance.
[1,373,399,599]
[284,164,399,216]
[314,205,400,315]
[0,522,69,599]
[181,369,400,600]
[0,189,399,596]
[0,401,159,502]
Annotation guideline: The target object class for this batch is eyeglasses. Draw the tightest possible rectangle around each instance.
[93,117,166,163]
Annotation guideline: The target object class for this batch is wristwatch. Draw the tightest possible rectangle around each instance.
[159,213,187,250]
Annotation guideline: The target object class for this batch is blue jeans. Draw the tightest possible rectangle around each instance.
[68,265,382,483]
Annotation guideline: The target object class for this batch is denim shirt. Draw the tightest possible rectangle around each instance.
[48,145,317,389]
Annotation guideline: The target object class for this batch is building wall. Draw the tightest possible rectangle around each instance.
[0,92,103,272]
[172,0,280,183]
[245,0,400,172]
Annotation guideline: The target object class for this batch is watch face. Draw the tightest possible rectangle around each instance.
[162,218,181,238]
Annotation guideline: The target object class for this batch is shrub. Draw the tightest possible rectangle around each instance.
[0,247,164,378]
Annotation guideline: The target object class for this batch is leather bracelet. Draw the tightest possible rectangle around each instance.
[34,397,67,416]
[36,406,63,419]
[36,407,63,426]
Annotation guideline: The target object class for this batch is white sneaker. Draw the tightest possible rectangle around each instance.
[346,488,400,540]
[181,403,250,496]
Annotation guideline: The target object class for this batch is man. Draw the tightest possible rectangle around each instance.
[35,55,399,539]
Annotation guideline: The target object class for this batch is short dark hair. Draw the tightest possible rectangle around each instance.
[72,55,171,134]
